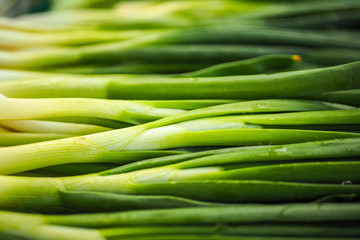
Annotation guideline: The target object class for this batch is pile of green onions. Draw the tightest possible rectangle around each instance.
[0,0,360,239]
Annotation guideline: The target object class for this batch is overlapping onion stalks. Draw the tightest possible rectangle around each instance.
[1,96,359,173]
[0,28,358,72]
[1,203,360,240]
[1,137,360,238]
[1,1,360,240]
[1,0,360,75]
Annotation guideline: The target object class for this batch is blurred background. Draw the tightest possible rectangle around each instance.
[0,0,359,75]
[0,0,51,17]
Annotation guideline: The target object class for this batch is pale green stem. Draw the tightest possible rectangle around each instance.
[0,97,185,124]
[0,120,111,135]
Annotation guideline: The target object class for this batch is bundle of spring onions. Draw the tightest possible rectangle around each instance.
[1,0,360,239]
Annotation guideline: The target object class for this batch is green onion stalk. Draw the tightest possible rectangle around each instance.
[0,97,186,125]
[40,146,268,176]
[0,120,112,135]
[0,54,301,77]
[0,94,238,129]
[0,96,349,125]
[173,54,301,77]
[0,62,359,99]
[0,120,114,146]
